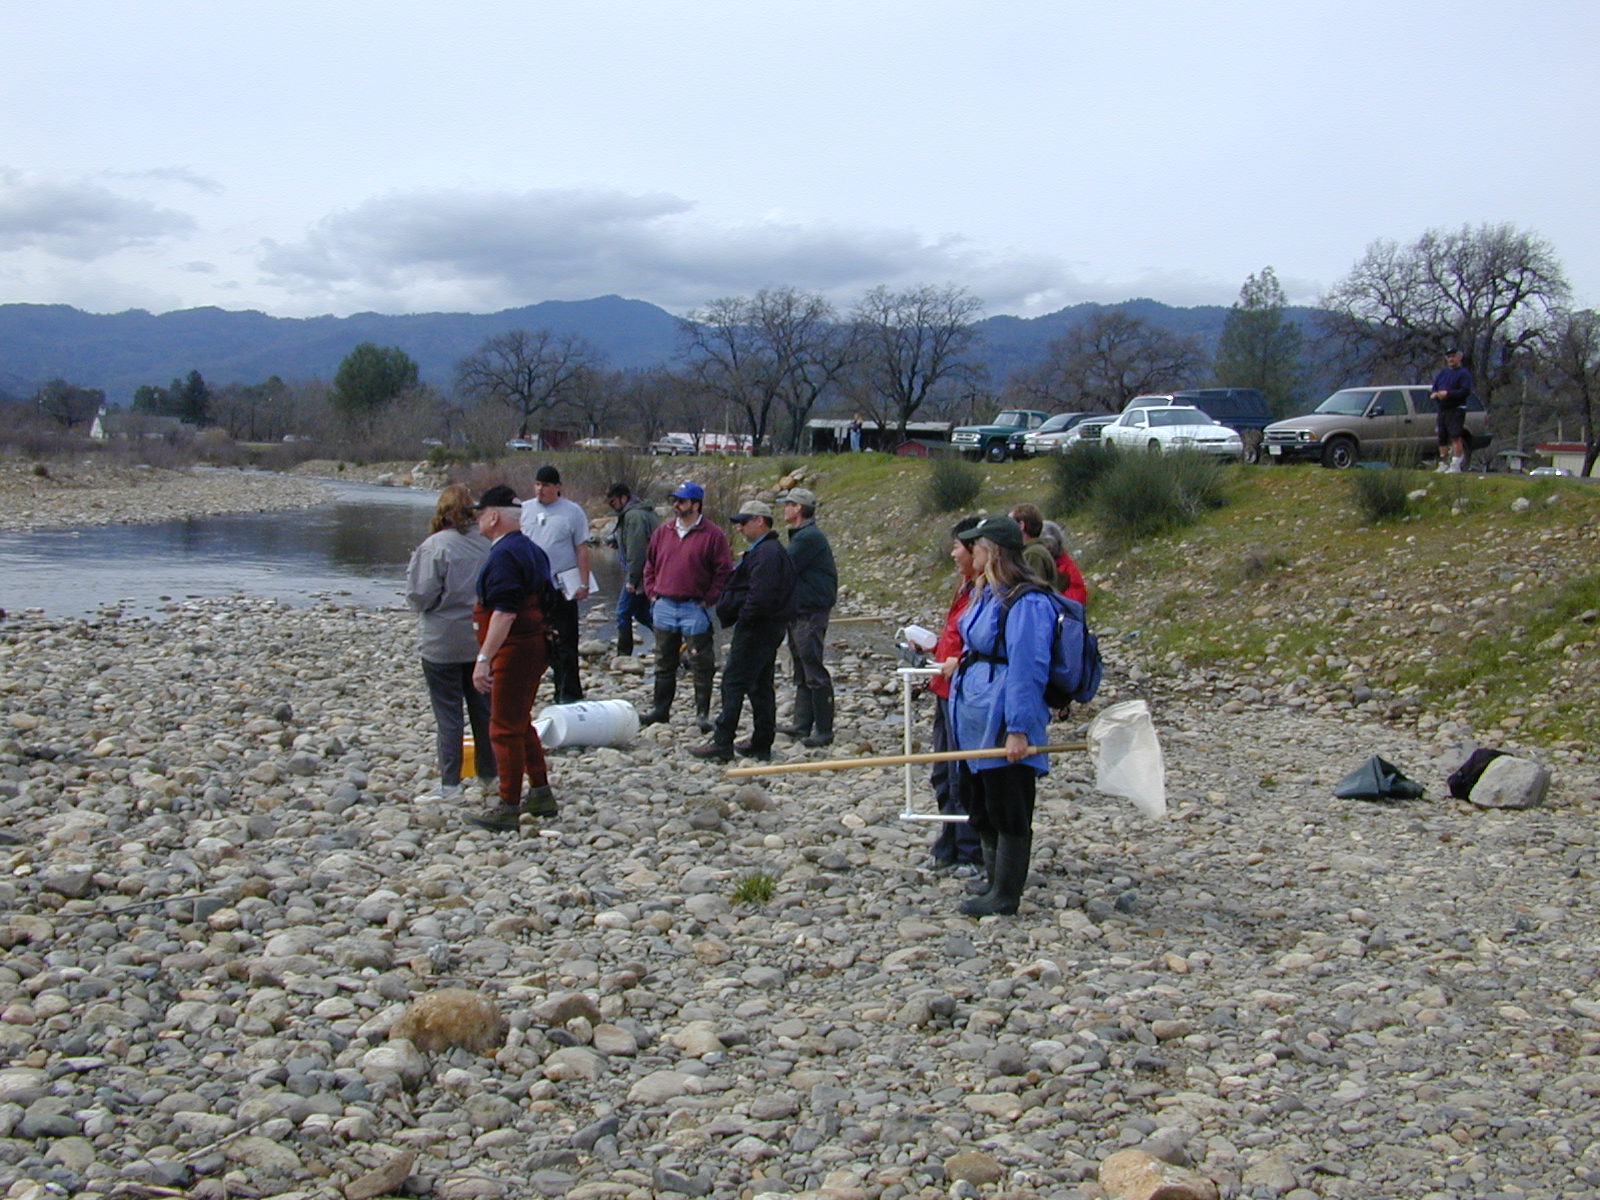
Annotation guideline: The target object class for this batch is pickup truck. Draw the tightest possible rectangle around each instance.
[950,409,1049,461]
[1262,386,1492,469]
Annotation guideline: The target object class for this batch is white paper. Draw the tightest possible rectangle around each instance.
[556,568,601,600]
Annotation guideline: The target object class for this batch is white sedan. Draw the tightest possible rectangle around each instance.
[1102,406,1244,459]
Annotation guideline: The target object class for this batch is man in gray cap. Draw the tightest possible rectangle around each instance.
[520,464,591,704]
[690,500,797,762]
[774,486,838,746]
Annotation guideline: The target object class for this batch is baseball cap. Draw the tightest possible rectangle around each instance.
[955,514,1024,551]
[776,486,817,508]
[535,465,561,484]
[733,499,773,522]
[470,484,521,510]
[669,482,705,501]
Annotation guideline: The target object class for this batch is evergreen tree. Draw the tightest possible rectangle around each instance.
[1214,266,1305,416]
[332,342,419,418]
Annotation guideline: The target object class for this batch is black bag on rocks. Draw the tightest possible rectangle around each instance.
[1334,755,1425,802]
[1447,748,1506,799]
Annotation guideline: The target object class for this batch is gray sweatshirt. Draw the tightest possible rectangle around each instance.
[405,526,490,662]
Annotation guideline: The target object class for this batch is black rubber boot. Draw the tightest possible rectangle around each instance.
[777,688,814,738]
[639,673,675,726]
[521,785,558,819]
[961,833,1030,917]
[967,829,998,895]
[801,685,834,748]
[693,676,715,734]
[616,625,633,657]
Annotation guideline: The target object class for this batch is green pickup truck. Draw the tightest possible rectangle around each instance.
[949,409,1049,461]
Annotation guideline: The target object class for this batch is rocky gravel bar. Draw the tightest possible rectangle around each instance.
[2,597,1599,1200]
[0,462,335,532]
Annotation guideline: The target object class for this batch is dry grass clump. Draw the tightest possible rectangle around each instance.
[390,988,508,1054]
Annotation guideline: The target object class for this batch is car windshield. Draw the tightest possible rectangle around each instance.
[993,410,1035,425]
[1314,390,1377,416]
[1036,413,1079,433]
[1148,408,1213,427]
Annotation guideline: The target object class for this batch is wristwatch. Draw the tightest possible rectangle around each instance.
[475,654,489,664]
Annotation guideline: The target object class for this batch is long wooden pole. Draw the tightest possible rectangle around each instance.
[725,741,1088,778]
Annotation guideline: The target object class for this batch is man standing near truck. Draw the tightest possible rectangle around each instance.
[1432,348,1474,474]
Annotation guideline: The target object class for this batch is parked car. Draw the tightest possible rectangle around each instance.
[950,409,1049,461]
[1124,388,1274,463]
[1529,466,1573,477]
[1055,414,1116,451]
[1102,406,1245,458]
[505,438,537,452]
[575,437,632,451]
[648,433,697,456]
[1262,386,1492,469]
[1007,412,1092,458]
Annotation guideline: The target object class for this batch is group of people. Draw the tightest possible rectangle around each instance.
[405,469,1089,918]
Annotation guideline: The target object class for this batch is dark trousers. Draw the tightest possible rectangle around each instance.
[959,762,1038,838]
[929,697,982,863]
[711,618,788,751]
[546,591,583,704]
[786,608,832,691]
[479,605,551,808]
[615,588,654,638]
[421,659,495,788]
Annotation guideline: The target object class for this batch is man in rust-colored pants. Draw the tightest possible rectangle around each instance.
[468,485,558,832]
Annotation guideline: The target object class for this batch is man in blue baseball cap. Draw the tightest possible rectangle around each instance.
[639,482,732,730]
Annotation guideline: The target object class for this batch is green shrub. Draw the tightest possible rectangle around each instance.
[1350,464,1414,523]
[1090,450,1228,544]
[922,454,982,513]
[1049,443,1118,515]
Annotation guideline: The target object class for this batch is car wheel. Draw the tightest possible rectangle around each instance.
[1322,437,1358,469]
[1147,439,1162,454]
[986,442,1008,463]
[1241,432,1262,465]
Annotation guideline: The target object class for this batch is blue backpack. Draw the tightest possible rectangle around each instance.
[982,584,1103,708]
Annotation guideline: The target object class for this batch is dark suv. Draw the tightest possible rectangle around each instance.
[1124,388,1274,462]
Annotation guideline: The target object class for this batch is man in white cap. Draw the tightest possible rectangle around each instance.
[691,500,797,762]
[773,486,838,747]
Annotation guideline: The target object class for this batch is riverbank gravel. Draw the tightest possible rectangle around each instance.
[2,596,1598,1200]
[0,462,335,532]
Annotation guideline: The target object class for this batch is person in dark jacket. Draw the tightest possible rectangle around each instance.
[1432,348,1475,473]
[774,486,839,746]
[604,482,659,656]
[691,501,798,762]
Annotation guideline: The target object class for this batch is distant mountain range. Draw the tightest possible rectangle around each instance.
[0,294,1323,404]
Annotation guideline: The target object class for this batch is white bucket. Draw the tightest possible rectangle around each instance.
[534,700,641,749]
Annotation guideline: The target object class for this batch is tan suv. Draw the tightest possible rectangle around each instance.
[1262,386,1492,469]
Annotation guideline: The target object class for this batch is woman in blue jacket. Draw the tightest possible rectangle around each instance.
[947,515,1056,916]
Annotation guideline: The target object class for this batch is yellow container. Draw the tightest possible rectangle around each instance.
[462,734,476,778]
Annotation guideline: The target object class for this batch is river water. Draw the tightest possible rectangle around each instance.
[1,480,627,620]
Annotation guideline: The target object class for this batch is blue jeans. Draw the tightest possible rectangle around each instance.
[651,597,712,636]
[615,587,653,637]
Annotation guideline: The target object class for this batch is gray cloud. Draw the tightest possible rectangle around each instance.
[255,186,1095,315]
[0,169,196,260]
[105,166,225,195]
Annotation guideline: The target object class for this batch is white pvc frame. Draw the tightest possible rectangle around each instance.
[896,666,968,823]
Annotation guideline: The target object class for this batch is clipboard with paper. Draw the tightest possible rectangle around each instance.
[555,568,601,600]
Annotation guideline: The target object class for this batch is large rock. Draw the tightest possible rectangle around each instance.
[1470,755,1550,809]
[1100,1148,1220,1200]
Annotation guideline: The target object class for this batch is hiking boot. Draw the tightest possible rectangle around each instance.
[465,804,523,832]
[522,785,558,819]
[689,742,734,762]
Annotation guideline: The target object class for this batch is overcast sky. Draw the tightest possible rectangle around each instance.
[3,0,1596,321]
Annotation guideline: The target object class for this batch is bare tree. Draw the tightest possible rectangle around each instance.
[34,379,105,430]
[1537,309,1600,475]
[849,284,983,444]
[1023,310,1207,411]
[1319,223,1569,403]
[456,329,606,438]
[678,288,850,454]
